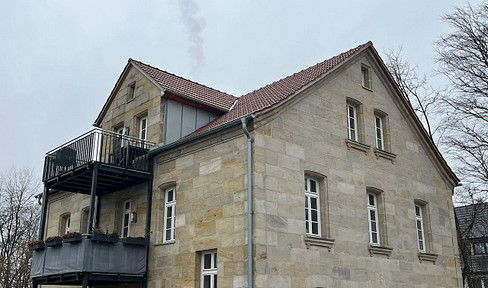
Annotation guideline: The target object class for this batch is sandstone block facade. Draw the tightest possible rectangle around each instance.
[40,45,461,288]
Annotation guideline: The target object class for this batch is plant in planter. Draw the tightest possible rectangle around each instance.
[108,232,119,243]
[44,236,63,247]
[62,231,82,243]
[90,227,119,243]
[28,239,45,251]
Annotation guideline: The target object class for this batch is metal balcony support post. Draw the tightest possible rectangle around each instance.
[88,164,99,234]
[82,273,89,288]
[144,155,154,288]
[38,186,49,240]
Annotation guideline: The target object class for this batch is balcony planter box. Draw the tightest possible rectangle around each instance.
[122,237,147,246]
[108,234,119,243]
[45,237,63,247]
[63,234,82,244]
[91,233,109,242]
[28,241,45,251]
[91,233,119,243]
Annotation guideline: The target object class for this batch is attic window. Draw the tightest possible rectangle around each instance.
[361,65,372,90]
[127,82,136,101]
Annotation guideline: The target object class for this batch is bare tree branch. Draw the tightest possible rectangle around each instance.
[0,167,41,288]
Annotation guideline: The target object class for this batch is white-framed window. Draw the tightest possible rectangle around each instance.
[375,115,384,150]
[347,104,358,141]
[361,65,372,90]
[62,214,70,235]
[201,250,217,288]
[163,187,176,243]
[305,177,321,237]
[139,116,148,140]
[122,200,131,238]
[367,193,380,246]
[415,204,426,253]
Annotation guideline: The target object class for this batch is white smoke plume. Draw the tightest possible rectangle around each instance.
[178,0,206,76]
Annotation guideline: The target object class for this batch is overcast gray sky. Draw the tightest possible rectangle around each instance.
[0,0,480,180]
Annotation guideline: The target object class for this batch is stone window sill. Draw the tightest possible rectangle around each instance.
[346,139,371,154]
[362,85,373,92]
[305,237,335,251]
[418,252,438,264]
[154,240,175,246]
[368,245,393,258]
[374,149,397,163]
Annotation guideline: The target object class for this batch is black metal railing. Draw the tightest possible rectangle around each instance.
[43,129,155,181]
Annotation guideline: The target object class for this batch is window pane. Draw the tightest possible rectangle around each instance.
[415,206,420,216]
[203,275,211,288]
[349,118,355,129]
[418,230,423,240]
[419,241,424,251]
[311,210,318,221]
[168,190,174,202]
[214,275,218,288]
[312,223,319,235]
[371,221,377,232]
[310,180,316,193]
[204,254,211,269]
[372,233,378,243]
[214,253,217,268]
[311,198,317,209]
[417,220,422,230]
[369,194,375,206]
[125,201,130,209]
[370,210,376,221]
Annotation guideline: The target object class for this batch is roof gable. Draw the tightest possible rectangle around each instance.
[94,59,237,126]
[192,42,371,133]
[188,41,458,186]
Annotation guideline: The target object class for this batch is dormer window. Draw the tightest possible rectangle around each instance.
[361,65,372,90]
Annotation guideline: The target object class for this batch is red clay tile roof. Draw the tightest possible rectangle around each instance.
[192,41,372,134]
[130,59,237,111]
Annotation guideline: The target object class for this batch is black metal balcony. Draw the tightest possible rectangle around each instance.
[31,237,147,286]
[43,129,155,194]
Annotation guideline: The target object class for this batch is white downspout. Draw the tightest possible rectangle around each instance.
[241,114,255,288]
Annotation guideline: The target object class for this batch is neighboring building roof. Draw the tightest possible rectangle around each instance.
[455,203,488,273]
[456,203,488,239]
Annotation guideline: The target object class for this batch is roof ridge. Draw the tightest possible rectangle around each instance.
[239,42,371,98]
[129,58,236,99]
